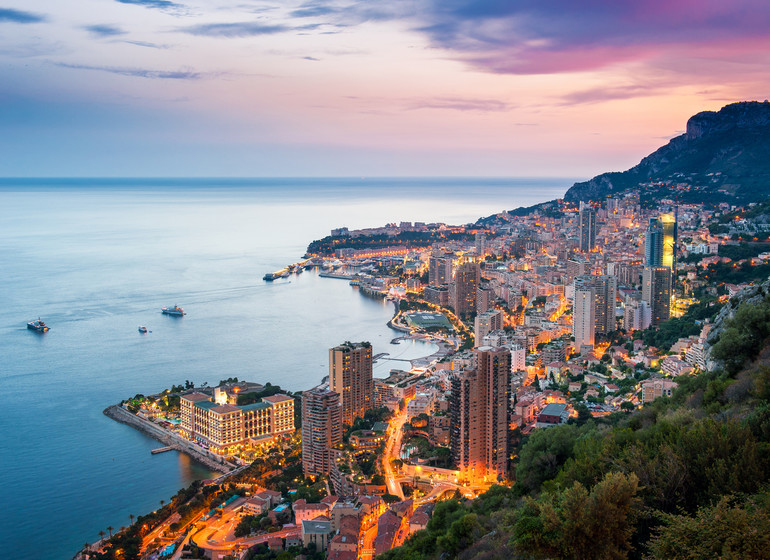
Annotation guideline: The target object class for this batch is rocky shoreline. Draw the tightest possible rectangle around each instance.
[103,404,233,475]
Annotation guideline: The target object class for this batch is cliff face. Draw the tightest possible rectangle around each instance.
[564,101,770,204]
[703,277,770,372]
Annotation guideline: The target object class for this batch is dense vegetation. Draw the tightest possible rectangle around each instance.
[382,295,770,560]
[637,298,722,351]
[306,230,477,256]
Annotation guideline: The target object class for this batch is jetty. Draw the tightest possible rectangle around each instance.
[264,258,312,281]
[151,446,174,454]
[319,271,353,280]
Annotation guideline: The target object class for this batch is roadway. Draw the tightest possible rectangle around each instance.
[382,405,408,500]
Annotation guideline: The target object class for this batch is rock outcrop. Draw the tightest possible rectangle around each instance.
[564,101,770,204]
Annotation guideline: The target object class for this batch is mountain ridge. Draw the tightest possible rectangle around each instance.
[563,100,770,205]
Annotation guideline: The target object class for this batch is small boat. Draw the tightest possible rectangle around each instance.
[161,305,185,316]
[138,326,148,333]
[27,318,49,332]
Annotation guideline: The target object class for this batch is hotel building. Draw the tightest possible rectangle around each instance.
[179,392,294,453]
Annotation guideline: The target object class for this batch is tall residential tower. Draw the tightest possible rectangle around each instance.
[450,346,511,483]
[579,205,597,253]
[329,341,373,426]
[302,387,342,477]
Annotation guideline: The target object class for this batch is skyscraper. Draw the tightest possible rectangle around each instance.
[451,262,480,317]
[476,284,494,314]
[574,274,617,334]
[474,309,503,346]
[645,214,677,272]
[644,218,663,267]
[329,341,373,426]
[579,206,597,253]
[302,387,342,477]
[450,346,511,482]
[642,266,672,327]
[573,288,595,350]
[428,252,453,285]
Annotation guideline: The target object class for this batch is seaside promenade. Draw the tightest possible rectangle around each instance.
[104,404,233,475]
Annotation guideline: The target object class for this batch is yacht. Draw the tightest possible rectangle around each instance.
[27,318,49,333]
[161,305,185,316]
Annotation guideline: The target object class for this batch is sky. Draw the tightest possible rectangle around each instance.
[1,0,769,177]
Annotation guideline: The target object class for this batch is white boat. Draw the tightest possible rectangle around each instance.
[27,318,50,333]
[161,305,185,316]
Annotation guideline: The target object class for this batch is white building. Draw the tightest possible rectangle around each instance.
[474,309,503,345]
[573,288,595,351]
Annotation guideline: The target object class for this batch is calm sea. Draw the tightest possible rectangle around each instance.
[0,177,572,558]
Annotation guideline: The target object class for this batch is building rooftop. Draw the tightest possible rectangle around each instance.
[540,403,568,416]
[263,394,294,403]
[302,519,333,534]
[241,402,270,412]
[182,392,211,403]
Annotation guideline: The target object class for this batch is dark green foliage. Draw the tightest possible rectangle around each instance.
[647,493,770,560]
[236,383,287,405]
[703,260,770,285]
[712,296,770,373]
[307,230,476,256]
[718,242,770,261]
[514,424,582,494]
[513,472,640,560]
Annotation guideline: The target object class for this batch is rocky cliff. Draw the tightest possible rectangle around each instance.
[564,101,770,204]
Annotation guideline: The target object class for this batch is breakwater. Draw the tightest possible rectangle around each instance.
[103,405,233,475]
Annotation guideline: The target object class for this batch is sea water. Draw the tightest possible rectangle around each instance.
[0,177,572,558]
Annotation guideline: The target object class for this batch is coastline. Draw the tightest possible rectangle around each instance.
[103,404,233,475]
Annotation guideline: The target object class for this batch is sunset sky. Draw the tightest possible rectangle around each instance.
[1,0,769,177]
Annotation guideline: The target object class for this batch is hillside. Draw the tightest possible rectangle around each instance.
[381,287,770,560]
[563,101,770,205]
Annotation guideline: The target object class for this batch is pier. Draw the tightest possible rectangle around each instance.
[264,259,312,281]
[151,446,174,454]
[318,271,353,280]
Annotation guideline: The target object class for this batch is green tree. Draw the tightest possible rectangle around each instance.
[648,493,770,560]
[513,472,640,560]
[515,423,581,493]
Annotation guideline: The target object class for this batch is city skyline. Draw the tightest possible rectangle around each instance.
[2,1,770,177]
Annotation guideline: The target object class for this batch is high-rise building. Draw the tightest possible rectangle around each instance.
[645,214,677,272]
[509,344,526,372]
[475,233,487,254]
[574,274,617,334]
[573,288,595,350]
[579,206,597,253]
[642,266,671,327]
[302,387,342,477]
[474,309,503,345]
[450,347,511,482]
[623,296,651,331]
[429,253,453,285]
[451,262,480,317]
[476,284,494,314]
[329,342,373,426]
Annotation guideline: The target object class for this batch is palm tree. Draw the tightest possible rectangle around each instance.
[83,543,91,559]
[107,525,114,538]
[98,530,106,543]
[129,513,135,526]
